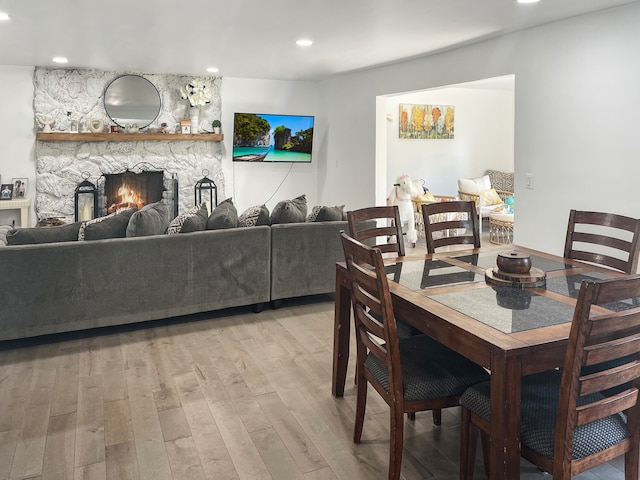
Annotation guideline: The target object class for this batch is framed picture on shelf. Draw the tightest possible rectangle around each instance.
[0,184,13,200]
[11,178,28,199]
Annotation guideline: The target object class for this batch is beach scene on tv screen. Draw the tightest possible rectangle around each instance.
[233,113,314,162]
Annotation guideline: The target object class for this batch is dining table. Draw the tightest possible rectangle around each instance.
[331,245,628,480]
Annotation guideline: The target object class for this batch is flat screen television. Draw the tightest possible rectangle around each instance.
[232,113,314,162]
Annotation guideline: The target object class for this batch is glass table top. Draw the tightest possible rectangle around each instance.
[429,286,576,334]
[387,258,483,291]
[450,251,575,273]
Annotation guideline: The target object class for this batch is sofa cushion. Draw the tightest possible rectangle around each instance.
[458,175,491,194]
[486,169,514,193]
[167,204,208,234]
[307,205,345,222]
[270,194,307,224]
[238,204,270,227]
[479,188,503,206]
[6,221,83,245]
[79,208,137,241]
[207,198,238,230]
[126,201,170,237]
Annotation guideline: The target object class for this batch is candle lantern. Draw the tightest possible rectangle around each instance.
[74,172,98,222]
[194,170,217,208]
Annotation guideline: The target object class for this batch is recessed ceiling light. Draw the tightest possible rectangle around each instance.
[52,57,68,64]
[518,0,539,3]
[206,67,219,73]
[0,12,10,21]
[296,39,313,47]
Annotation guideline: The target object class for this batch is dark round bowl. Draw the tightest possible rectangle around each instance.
[497,251,532,274]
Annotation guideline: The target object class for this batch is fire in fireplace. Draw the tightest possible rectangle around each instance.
[104,170,165,214]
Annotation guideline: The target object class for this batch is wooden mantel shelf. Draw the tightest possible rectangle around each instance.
[36,132,224,142]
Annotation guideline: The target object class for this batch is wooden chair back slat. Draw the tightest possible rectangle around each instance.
[564,209,640,274]
[421,201,480,254]
[347,206,406,257]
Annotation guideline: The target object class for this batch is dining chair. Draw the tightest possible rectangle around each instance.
[564,209,640,274]
[459,274,640,480]
[340,232,489,480]
[347,205,406,257]
[420,200,480,254]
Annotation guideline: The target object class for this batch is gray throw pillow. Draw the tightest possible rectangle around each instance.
[79,207,137,240]
[126,201,170,237]
[6,221,83,245]
[306,205,345,222]
[207,198,238,230]
[167,204,208,234]
[270,194,307,224]
[238,204,270,227]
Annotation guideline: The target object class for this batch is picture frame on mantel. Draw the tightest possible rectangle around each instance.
[0,184,13,200]
[11,178,28,199]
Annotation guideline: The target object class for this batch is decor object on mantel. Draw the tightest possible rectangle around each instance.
[212,119,221,134]
[181,80,211,134]
[88,118,104,134]
[37,115,55,133]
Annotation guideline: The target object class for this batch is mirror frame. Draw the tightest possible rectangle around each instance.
[103,75,161,129]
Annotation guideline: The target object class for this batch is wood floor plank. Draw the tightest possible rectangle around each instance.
[74,460,106,480]
[50,349,80,417]
[106,441,139,480]
[75,374,105,467]
[104,399,133,447]
[249,426,305,480]
[0,429,18,480]
[173,371,239,480]
[164,436,206,480]
[10,344,59,479]
[125,366,173,480]
[42,413,77,480]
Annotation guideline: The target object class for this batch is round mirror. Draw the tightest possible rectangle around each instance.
[104,75,161,128]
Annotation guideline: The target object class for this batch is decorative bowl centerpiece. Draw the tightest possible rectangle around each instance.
[496,251,531,274]
[485,250,546,288]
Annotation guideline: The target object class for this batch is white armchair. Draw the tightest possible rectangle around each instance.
[457,174,513,232]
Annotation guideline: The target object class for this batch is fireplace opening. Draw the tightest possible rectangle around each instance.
[104,170,165,214]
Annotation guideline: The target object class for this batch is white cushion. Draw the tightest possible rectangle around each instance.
[458,175,491,193]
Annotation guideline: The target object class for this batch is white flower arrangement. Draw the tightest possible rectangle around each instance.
[180,80,212,107]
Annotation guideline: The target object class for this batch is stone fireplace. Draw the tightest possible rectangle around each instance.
[33,67,224,224]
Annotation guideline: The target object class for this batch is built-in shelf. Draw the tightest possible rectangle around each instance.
[36,132,224,142]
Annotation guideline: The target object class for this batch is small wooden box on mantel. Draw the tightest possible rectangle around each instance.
[180,119,192,134]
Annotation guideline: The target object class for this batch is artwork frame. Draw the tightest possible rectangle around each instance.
[399,103,455,139]
[11,178,28,199]
[0,184,13,200]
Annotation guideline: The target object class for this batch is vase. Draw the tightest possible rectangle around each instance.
[190,107,200,134]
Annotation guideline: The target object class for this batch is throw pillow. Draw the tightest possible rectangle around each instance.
[457,175,491,194]
[6,221,82,245]
[126,201,170,237]
[167,204,208,234]
[413,191,437,203]
[270,194,307,224]
[207,198,238,230]
[79,207,137,241]
[306,205,345,222]
[238,204,270,227]
[479,188,503,206]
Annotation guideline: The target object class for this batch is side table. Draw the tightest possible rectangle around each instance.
[0,198,31,227]
[489,212,514,244]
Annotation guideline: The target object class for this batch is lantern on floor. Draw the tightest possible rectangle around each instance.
[194,170,217,208]
[74,172,98,222]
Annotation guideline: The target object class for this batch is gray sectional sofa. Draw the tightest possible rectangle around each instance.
[0,220,350,341]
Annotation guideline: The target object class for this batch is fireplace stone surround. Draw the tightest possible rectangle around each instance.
[33,67,224,224]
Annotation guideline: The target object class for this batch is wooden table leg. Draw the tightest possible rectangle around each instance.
[332,265,351,397]
[489,353,522,479]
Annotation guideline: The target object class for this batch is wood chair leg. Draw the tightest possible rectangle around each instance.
[432,408,442,426]
[480,430,490,479]
[407,412,415,421]
[353,373,367,443]
[459,407,477,480]
[389,402,405,480]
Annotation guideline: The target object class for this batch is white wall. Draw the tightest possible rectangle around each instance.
[385,83,514,196]
[319,2,640,256]
[0,66,35,226]
[221,77,326,214]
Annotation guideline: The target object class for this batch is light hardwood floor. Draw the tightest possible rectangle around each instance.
[0,235,627,479]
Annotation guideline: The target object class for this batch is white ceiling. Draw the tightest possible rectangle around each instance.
[0,0,636,81]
